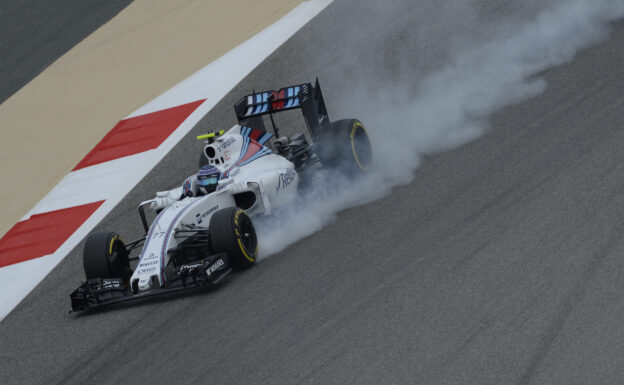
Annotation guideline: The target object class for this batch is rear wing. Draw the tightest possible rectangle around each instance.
[233,78,329,140]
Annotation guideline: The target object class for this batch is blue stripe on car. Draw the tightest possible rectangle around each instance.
[159,203,197,283]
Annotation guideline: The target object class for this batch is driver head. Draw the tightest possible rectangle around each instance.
[197,165,221,194]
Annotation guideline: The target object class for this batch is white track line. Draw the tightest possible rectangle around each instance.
[0,0,333,321]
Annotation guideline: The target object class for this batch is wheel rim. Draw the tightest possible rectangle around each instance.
[238,216,257,256]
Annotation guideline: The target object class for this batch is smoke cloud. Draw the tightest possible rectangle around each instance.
[256,0,624,258]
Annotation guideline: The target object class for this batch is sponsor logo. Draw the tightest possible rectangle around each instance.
[217,137,235,151]
[275,168,296,193]
[229,168,241,178]
[196,205,219,224]
[100,279,122,289]
[205,259,225,277]
[137,266,158,275]
[144,252,158,261]
[179,262,203,272]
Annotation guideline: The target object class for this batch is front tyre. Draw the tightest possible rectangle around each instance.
[209,207,258,270]
[83,232,131,281]
[316,118,373,176]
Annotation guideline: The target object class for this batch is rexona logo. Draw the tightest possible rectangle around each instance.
[196,205,219,224]
[275,168,296,193]
[205,259,225,277]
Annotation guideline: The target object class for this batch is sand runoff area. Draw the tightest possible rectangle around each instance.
[0,0,303,238]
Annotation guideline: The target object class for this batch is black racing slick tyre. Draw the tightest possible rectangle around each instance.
[83,232,131,281]
[209,207,258,270]
[316,118,373,176]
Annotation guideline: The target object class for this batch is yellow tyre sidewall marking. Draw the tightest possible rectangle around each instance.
[234,209,241,225]
[350,121,371,171]
[109,235,119,255]
[234,209,254,262]
[237,239,255,262]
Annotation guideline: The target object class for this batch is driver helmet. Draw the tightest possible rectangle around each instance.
[197,165,221,194]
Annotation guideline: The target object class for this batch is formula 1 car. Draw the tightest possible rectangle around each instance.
[70,80,372,312]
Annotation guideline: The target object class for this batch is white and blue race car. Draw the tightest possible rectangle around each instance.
[70,80,372,312]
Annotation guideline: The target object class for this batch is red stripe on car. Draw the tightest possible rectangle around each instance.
[249,128,263,140]
[237,140,263,165]
[271,89,286,110]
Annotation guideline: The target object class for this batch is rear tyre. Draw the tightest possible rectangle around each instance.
[209,207,258,270]
[83,232,131,281]
[316,118,373,176]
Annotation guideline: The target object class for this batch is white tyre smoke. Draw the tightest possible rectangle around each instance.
[257,0,624,258]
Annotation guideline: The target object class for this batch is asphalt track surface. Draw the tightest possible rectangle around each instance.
[0,0,132,104]
[2,1,624,384]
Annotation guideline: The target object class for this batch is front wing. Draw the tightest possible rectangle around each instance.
[70,254,231,312]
